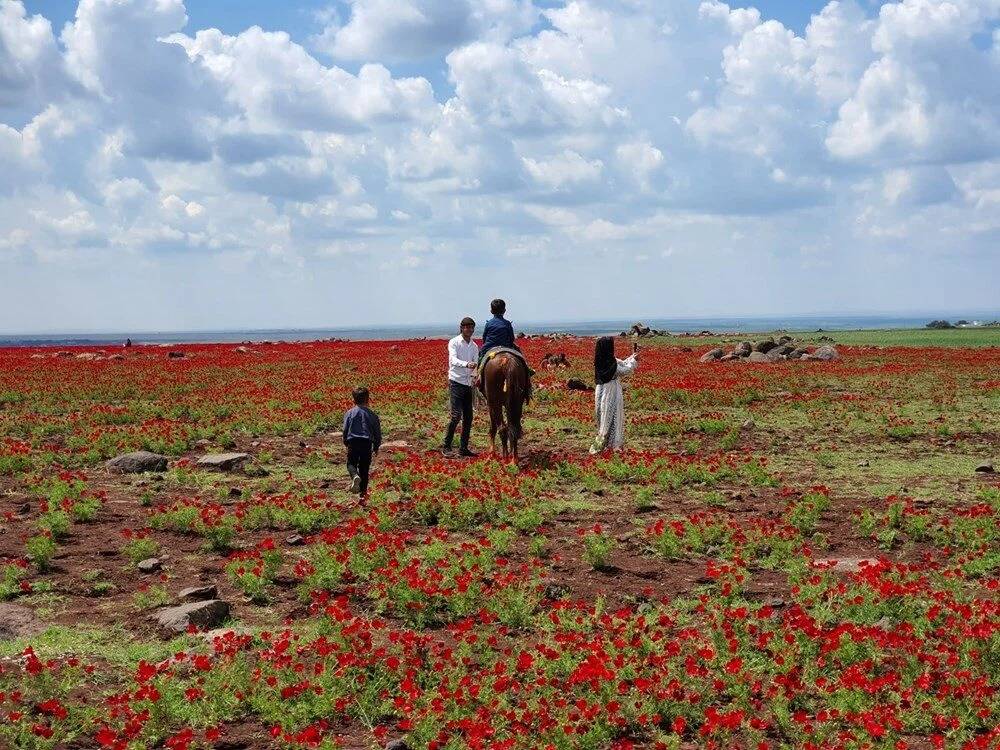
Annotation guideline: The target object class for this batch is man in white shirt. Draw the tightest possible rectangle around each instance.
[443,317,479,457]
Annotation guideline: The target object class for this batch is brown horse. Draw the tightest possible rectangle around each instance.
[482,353,531,460]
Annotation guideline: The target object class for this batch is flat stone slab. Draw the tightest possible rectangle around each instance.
[154,600,229,634]
[196,453,250,471]
[974,461,995,473]
[106,451,169,474]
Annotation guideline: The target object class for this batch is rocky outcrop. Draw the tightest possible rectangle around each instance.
[154,600,230,634]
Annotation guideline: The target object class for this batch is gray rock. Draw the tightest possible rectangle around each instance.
[382,440,409,449]
[747,351,771,363]
[106,451,169,474]
[812,344,840,361]
[543,582,569,600]
[0,603,46,641]
[753,339,777,354]
[974,461,995,473]
[699,348,724,363]
[719,352,738,362]
[816,557,878,574]
[178,584,218,601]
[196,453,250,471]
[286,534,305,546]
[765,349,786,362]
[154,600,229,634]
[167,351,186,359]
[741,418,755,430]
[385,741,410,750]
[857,460,870,467]
[734,341,752,357]
[138,558,161,573]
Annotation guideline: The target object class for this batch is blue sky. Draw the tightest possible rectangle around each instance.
[2,0,999,332]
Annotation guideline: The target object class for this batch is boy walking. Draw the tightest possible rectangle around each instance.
[342,387,381,498]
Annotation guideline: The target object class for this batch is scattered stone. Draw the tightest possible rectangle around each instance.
[747,351,771,363]
[286,534,305,546]
[812,344,840,361]
[106,451,169,474]
[741,418,754,430]
[154,600,230,635]
[567,378,593,391]
[816,557,878,573]
[196,453,250,471]
[178,584,218,601]
[0,603,46,641]
[382,440,409,449]
[974,461,995,473]
[228,487,242,498]
[137,558,161,573]
[753,339,777,354]
[734,341,752,357]
[857,459,870,467]
[195,439,211,448]
[76,352,100,361]
[699,348,724,363]
[543,582,569,600]
[385,740,410,750]
[167,351,186,359]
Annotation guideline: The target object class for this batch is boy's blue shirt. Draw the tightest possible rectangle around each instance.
[480,315,516,356]
[342,405,382,450]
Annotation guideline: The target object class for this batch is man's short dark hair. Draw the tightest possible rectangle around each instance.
[352,386,369,405]
[460,317,475,328]
[490,299,506,315]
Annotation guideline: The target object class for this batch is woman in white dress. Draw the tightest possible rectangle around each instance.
[589,336,639,454]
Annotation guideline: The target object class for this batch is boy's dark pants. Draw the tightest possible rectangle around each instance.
[444,380,473,451]
[346,438,373,495]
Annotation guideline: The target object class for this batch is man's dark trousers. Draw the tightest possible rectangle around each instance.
[346,437,373,495]
[444,380,473,451]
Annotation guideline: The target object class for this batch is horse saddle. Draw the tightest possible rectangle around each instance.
[477,347,531,380]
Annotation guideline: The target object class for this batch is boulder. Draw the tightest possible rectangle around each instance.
[747,351,771,363]
[154,600,229,635]
[567,378,593,391]
[699,348,724,363]
[179,584,218,601]
[753,339,778,354]
[0,603,46,641]
[734,342,752,357]
[719,353,738,362]
[777,335,793,344]
[285,534,305,546]
[974,461,995,474]
[167,351,186,359]
[107,451,169,474]
[196,453,250,471]
[765,349,786,362]
[137,558,161,573]
[812,345,840,361]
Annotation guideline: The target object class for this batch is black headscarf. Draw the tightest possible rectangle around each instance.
[594,336,618,385]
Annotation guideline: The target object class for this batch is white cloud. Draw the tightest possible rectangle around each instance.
[312,0,538,62]
[522,149,603,189]
[3,0,1000,328]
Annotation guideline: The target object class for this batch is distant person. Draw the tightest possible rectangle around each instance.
[124,338,132,348]
[589,337,639,454]
[443,317,478,457]
[342,387,381,499]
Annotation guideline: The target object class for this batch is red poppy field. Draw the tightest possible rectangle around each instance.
[0,335,998,750]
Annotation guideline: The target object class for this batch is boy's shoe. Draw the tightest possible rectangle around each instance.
[459,449,478,458]
[440,446,455,457]
[348,475,361,493]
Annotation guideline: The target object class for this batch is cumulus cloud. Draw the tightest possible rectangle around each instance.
[3,0,1000,330]
[312,0,538,61]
